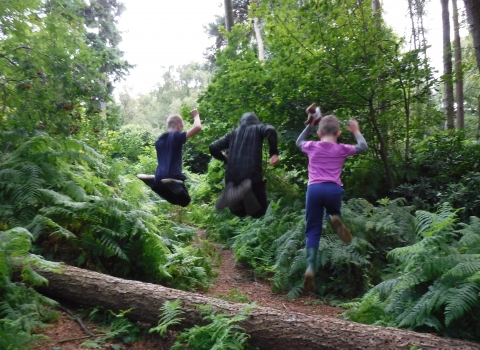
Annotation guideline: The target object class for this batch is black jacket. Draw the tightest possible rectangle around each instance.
[209,112,278,184]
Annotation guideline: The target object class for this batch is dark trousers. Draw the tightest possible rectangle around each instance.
[305,182,344,248]
[140,177,191,207]
[230,180,268,218]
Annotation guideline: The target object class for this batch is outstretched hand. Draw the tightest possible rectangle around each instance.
[345,119,360,135]
[269,154,279,165]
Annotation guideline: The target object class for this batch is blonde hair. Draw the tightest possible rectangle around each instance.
[166,114,184,131]
[319,115,340,136]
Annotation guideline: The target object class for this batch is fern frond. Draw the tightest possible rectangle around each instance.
[149,299,185,337]
[444,282,480,326]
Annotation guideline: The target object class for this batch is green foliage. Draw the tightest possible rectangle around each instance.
[396,131,480,220]
[171,304,257,350]
[149,299,185,338]
[198,0,438,199]
[0,0,115,139]
[206,195,416,300]
[79,307,140,346]
[159,244,215,291]
[118,63,212,129]
[0,134,216,289]
[101,124,156,163]
[0,227,60,348]
[212,289,251,304]
[345,203,480,341]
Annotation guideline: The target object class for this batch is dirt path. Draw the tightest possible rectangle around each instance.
[199,244,341,318]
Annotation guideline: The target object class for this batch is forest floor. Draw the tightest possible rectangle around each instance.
[31,233,341,350]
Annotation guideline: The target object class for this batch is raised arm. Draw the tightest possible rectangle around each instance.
[186,108,202,139]
[346,119,368,154]
[296,125,313,150]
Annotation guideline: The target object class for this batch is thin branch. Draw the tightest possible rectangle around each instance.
[0,54,18,66]
[57,305,95,337]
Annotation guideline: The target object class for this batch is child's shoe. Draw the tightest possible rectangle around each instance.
[303,247,317,293]
[330,215,352,244]
[305,103,322,126]
[161,178,184,194]
[137,174,154,180]
[303,270,315,293]
[227,179,252,210]
[136,174,155,188]
[216,182,234,211]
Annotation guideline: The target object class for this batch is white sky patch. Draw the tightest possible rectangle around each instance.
[116,0,223,97]
[115,0,467,97]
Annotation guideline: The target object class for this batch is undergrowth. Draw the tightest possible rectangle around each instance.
[343,203,480,341]
[150,299,258,350]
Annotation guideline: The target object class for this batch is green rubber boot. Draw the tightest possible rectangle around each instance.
[303,247,317,293]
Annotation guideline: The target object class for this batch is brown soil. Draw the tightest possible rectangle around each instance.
[198,244,342,318]
[30,234,341,349]
[30,304,176,350]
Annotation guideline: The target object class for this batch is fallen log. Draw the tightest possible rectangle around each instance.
[35,265,480,350]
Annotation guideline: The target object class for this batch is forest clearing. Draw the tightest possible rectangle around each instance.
[2,0,480,349]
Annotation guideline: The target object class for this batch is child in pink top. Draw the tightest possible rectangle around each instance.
[296,111,368,293]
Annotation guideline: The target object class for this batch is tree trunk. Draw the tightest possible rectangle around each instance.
[477,93,480,141]
[368,101,395,194]
[34,265,480,350]
[253,17,265,61]
[452,0,464,128]
[441,0,455,129]
[463,0,480,72]
[408,0,418,50]
[224,0,234,32]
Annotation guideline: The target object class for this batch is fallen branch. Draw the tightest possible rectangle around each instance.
[57,305,94,337]
[58,334,106,344]
[35,265,480,350]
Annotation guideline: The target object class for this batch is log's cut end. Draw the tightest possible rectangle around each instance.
[35,265,480,350]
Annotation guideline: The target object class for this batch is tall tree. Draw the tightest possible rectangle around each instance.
[81,0,133,122]
[204,0,251,63]
[463,0,480,139]
[452,0,464,128]
[441,0,455,129]
[224,0,234,32]
[463,0,480,72]
[0,0,108,139]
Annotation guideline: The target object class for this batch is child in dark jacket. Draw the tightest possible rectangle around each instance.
[137,109,201,207]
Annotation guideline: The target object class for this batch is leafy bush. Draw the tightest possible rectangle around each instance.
[150,300,258,349]
[0,227,61,348]
[396,131,480,220]
[344,203,480,341]
[79,308,140,347]
[0,135,215,289]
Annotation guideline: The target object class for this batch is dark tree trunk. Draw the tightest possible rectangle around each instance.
[452,0,464,128]
[441,0,455,129]
[463,0,480,72]
[224,0,234,32]
[368,101,395,194]
[463,0,480,137]
[34,265,480,350]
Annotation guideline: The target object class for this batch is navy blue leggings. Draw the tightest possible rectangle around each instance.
[305,182,344,248]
